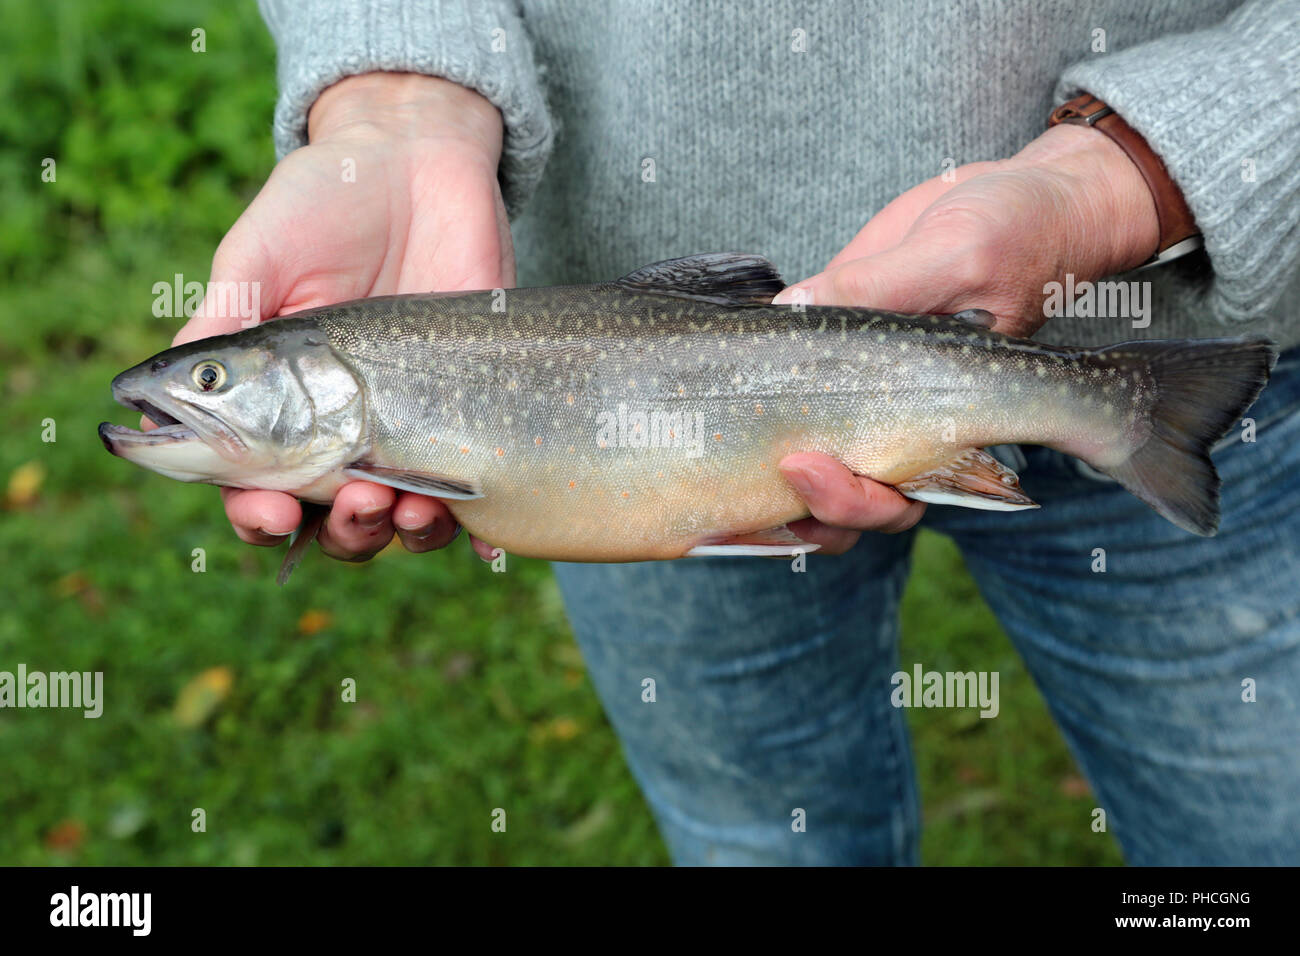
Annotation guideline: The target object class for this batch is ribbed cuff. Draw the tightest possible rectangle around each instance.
[1056,0,1300,324]
[258,0,554,216]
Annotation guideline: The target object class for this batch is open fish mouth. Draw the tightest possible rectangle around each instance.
[98,395,243,459]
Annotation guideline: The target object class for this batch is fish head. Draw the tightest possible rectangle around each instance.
[98,322,366,494]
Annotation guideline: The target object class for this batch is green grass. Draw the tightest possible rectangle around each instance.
[0,0,1121,865]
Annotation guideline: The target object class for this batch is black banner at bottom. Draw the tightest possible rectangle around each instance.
[0,864,1286,940]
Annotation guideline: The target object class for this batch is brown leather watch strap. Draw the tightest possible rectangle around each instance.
[1049,93,1201,266]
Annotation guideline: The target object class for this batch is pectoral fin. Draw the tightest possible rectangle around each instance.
[896,448,1038,511]
[687,525,819,557]
[343,462,483,500]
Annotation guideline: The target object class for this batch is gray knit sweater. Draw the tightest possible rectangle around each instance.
[258,0,1300,348]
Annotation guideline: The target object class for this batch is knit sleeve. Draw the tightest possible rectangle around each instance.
[257,0,554,216]
[1056,0,1300,324]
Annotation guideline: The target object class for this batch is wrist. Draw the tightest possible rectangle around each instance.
[1010,123,1160,276]
[308,72,503,165]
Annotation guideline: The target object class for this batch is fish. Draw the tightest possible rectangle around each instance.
[99,253,1276,581]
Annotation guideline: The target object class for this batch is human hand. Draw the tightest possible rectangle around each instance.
[773,122,1161,552]
[167,72,511,562]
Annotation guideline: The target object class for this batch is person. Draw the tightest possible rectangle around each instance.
[172,1,1300,864]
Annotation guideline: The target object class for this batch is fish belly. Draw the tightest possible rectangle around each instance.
[423,395,962,561]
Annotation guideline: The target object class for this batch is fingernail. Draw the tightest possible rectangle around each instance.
[357,507,387,531]
[771,284,812,307]
[258,528,294,538]
[406,521,440,541]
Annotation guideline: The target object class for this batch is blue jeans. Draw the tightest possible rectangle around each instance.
[553,347,1300,865]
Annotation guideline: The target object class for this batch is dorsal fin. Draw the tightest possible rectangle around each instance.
[616,253,785,306]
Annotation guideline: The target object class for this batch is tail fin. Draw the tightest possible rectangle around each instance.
[1091,335,1277,536]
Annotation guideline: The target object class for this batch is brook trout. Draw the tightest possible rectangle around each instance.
[100,253,1275,579]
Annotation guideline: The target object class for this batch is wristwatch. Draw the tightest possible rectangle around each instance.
[1049,93,1202,267]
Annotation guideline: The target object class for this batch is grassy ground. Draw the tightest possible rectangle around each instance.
[0,0,1121,865]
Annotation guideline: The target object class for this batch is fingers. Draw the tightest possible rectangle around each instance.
[393,494,461,553]
[401,165,515,294]
[770,166,1041,331]
[316,482,397,561]
[470,535,499,561]
[779,452,925,543]
[784,516,862,556]
[172,231,283,346]
[774,242,965,314]
[221,488,302,546]
[821,160,1005,271]
[493,185,517,288]
[223,482,461,562]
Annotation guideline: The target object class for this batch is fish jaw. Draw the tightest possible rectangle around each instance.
[97,410,356,497]
[97,420,233,484]
[98,382,251,484]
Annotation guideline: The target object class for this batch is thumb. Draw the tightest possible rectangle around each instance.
[772,242,964,314]
[171,232,287,346]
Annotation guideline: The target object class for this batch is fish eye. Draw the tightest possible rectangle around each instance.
[191,360,227,392]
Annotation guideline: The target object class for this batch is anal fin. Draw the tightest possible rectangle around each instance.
[896,447,1038,512]
[687,525,819,557]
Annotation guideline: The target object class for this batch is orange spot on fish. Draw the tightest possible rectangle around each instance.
[495,447,504,457]
[754,404,764,415]
[459,446,469,454]
[714,433,722,441]
[801,405,809,415]
[429,436,438,444]
[566,394,574,404]
[534,437,543,446]
[569,480,576,489]
[621,491,629,498]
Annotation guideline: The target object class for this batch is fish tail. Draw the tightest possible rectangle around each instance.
[1083,335,1277,536]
